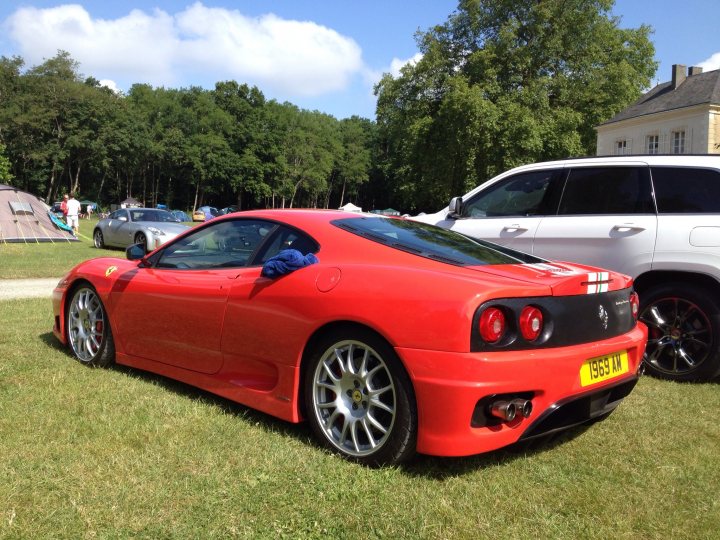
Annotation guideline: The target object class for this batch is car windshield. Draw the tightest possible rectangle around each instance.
[130,210,178,223]
[332,217,544,266]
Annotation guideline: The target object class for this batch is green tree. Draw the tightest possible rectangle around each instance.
[0,142,12,183]
[375,0,657,212]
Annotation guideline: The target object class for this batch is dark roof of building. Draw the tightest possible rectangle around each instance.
[600,68,720,125]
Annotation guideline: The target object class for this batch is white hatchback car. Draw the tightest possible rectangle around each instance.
[414,155,720,381]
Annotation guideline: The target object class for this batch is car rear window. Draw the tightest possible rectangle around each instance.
[652,167,720,213]
[332,217,544,266]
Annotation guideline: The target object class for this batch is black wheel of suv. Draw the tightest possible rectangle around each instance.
[304,328,417,466]
[639,283,720,382]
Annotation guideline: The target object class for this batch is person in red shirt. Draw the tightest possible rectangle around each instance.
[60,194,69,220]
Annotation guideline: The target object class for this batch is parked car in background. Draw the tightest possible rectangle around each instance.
[93,208,190,253]
[192,206,220,222]
[220,205,239,215]
[169,210,191,222]
[53,210,645,465]
[413,155,720,381]
[50,201,64,217]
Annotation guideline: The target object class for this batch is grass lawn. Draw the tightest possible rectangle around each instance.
[0,218,110,279]
[1,298,719,538]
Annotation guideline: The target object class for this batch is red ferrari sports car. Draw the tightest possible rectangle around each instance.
[52,210,647,465]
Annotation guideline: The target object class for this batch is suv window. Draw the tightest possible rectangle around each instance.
[462,170,559,218]
[558,167,654,215]
[652,167,720,213]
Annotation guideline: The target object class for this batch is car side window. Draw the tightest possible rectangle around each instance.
[153,219,277,270]
[255,226,319,263]
[651,167,720,213]
[462,170,559,218]
[558,167,654,215]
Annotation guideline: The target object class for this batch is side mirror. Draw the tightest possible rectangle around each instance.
[448,196,463,218]
[126,243,146,261]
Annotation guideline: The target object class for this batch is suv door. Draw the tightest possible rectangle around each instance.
[440,169,562,253]
[532,165,657,277]
[650,166,720,271]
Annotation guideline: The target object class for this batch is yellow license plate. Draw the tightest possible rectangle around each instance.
[580,351,629,387]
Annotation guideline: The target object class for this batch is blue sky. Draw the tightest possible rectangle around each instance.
[0,1,718,120]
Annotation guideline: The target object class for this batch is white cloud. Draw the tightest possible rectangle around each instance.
[698,52,720,72]
[3,2,363,97]
[388,52,423,77]
[99,79,119,93]
[364,52,423,91]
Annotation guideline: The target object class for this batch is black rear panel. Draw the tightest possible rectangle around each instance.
[471,288,636,351]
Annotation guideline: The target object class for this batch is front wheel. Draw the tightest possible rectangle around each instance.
[639,283,720,381]
[93,229,104,249]
[134,232,147,253]
[66,285,115,367]
[304,329,417,466]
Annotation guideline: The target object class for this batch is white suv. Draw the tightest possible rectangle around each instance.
[414,155,720,381]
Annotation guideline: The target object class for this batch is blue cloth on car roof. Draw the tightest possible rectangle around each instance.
[261,249,319,278]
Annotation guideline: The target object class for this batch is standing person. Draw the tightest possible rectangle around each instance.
[60,194,69,221]
[66,192,82,236]
[86,204,93,219]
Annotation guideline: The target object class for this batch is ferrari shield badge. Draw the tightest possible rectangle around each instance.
[105,265,118,278]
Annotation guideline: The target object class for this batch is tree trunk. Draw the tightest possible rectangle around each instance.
[339,178,347,208]
[71,161,82,195]
[45,163,57,203]
[192,182,201,211]
[289,177,303,208]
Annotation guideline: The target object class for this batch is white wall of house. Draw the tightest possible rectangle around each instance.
[596,104,719,155]
[711,106,720,152]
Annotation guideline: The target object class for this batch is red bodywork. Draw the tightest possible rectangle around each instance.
[52,210,647,457]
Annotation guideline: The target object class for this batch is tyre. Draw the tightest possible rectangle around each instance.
[639,282,720,381]
[66,285,115,368]
[134,232,147,253]
[304,328,417,466]
[93,229,104,249]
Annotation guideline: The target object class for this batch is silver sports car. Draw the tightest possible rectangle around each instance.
[93,208,190,253]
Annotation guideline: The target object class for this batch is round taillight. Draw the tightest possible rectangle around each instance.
[519,306,543,341]
[630,291,640,320]
[479,307,506,343]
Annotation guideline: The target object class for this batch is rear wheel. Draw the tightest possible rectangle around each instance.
[639,283,720,381]
[304,328,417,466]
[93,229,104,249]
[66,285,115,367]
[134,232,147,253]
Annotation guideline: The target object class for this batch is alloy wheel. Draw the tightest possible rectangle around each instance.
[640,296,712,376]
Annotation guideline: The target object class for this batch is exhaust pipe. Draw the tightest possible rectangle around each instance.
[489,400,516,422]
[511,399,533,419]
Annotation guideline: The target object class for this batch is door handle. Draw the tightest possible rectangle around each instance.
[613,223,646,232]
[502,224,528,232]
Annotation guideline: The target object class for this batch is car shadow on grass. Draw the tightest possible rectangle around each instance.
[402,426,595,479]
[39,330,628,478]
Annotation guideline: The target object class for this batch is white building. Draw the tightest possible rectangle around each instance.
[596,64,720,156]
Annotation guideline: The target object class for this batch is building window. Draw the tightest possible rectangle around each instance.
[615,139,629,155]
[646,135,659,154]
[672,130,685,154]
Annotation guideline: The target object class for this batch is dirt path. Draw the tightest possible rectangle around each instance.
[0,278,60,300]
